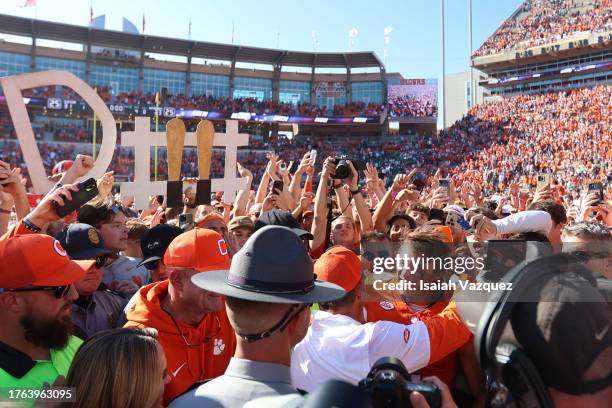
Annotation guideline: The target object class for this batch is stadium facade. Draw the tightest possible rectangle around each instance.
[0,13,438,138]
[471,3,611,97]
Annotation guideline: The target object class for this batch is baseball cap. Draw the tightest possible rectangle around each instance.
[195,212,225,229]
[51,160,73,176]
[511,271,612,395]
[163,228,231,273]
[444,204,465,217]
[315,246,362,293]
[137,224,183,268]
[228,216,255,232]
[55,223,113,260]
[255,209,314,240]
[0,235,94,289]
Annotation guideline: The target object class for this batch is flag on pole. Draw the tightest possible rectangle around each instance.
[142,12,145,34]
[154,92,159,181]
[348,28,358,50]
[22,0,37,7]
[188,18,192,39]
[383,26,393,64]
[89,6,93,27]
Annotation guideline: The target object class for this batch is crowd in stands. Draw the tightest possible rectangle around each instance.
[94,89,384,118]
[473,0,612,57]
[1,85,609,193]
[0,78,611,408]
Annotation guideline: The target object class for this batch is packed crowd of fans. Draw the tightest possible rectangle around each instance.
[92,87,384,117]
[0,113,610,406]
[473,0,612,57]
[1,84,609,194]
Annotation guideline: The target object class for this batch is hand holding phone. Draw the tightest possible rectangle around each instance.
[52,178,98,218]
[536,173,550,191]
[271,179,284,193]
[309,149,317,165]
[587,182,604,204]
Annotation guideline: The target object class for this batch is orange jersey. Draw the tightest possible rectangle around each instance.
[364,300,470,387]
[125,280,235,406]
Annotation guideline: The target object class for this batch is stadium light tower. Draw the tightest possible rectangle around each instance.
[468,0,473,108]
[441,0,446,129]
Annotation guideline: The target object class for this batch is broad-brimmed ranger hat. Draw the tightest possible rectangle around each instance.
[254,209,313,240]
[191,226,345,304]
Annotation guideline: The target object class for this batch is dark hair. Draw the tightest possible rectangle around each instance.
[165,207,182,222]
[77,199,126,227]
[409,203,430,217]
[319,285,360,311]
[528,199,567,226]
[469,206,499,220]
[386,213,416,233]
[509,231,551,243]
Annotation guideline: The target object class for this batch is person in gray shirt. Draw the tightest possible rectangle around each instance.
[56,223,128,339]
[168,226,345,408]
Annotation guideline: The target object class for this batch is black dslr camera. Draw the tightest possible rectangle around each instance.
[331,156,366,179]
[359,357,441,408]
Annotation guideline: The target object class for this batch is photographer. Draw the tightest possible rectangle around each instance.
[310,157,372,258]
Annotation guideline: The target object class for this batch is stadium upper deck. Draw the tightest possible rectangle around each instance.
[471,0,611,96]
[0,13,386,110]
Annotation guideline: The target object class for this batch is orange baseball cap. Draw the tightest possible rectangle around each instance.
[0,234,95,289]
[195,212,225,229]
[434,225,454,244]
[315,246,361,292]
[163,228,231,272]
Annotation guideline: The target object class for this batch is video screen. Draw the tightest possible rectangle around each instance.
[388,79,438,118]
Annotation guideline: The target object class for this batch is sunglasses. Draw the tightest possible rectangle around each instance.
[8,284,72,299]
[144,260,159,271]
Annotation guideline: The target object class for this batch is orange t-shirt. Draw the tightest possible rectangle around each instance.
[125,280,236,406]
[364,300,463,387]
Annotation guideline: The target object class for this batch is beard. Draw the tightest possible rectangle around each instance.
[19,303,73,349]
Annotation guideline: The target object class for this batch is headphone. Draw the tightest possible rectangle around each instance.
[464,254,599,408]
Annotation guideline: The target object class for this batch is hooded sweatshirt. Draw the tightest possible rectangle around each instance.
[125,280,235,406]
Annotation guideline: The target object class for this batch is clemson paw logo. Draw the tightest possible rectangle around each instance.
[213,339,225,356]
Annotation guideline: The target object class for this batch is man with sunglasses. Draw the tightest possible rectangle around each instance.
[137,224,183,282]
[56,223,128,339]
[0,234,95,398]
[169,226,346,408]
[125,228,236,406]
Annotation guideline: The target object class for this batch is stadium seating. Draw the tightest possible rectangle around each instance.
[473,0,611,57]
[1,84,609,194]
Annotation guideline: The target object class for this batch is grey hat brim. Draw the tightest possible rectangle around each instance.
[292,228,314,240]
[71,247,114,261]
[136,255,162,268]
[192,271,346,304]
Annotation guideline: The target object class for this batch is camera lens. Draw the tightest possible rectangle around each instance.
[335,160,349,179]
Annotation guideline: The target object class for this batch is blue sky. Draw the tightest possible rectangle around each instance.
[1,0,523,77]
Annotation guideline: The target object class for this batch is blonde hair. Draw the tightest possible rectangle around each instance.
[61,328,162,408]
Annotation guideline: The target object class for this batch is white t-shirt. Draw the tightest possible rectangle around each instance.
[290,310,430,392]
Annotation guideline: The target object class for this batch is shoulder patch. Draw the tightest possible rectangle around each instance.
[403,328,410,343]
[379,301,395,311]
